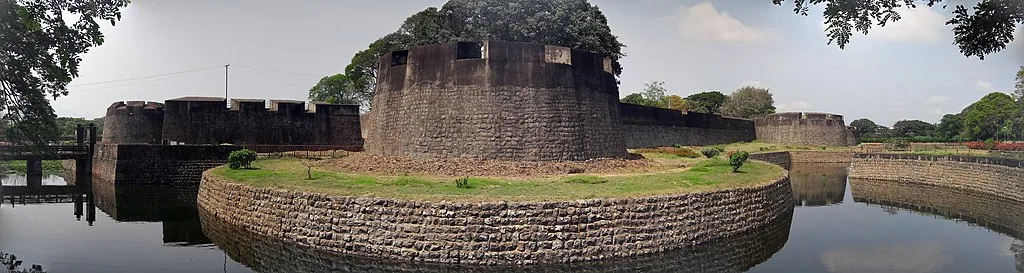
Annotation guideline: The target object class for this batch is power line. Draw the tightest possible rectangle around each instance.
[231,66,319,80]
[68,70,216,92]
[67,65,223,87]
[232,63,323,77]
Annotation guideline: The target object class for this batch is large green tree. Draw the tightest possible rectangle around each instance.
[308,74,364,107]
[963,92,1019,140]
[719,86,776,118]
[685,91,728,114]
[346,0,625,108]
[934,114,965,141]
[892,119,937,138]
[774,0,1022,59]
[1,0,129,144]
[850,118,879,138]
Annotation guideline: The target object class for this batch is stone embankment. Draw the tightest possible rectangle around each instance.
[850,154,1024,203]
[200,206,793,273]
[749,151,855,169]
[197,167,793,265]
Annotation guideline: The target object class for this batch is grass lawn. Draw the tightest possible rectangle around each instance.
[0,160,63,173]
[212,156,785,202]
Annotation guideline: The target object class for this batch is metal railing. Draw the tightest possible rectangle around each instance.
[0,145,90,160]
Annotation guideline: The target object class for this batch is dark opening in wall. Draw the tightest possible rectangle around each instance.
[456,42,483,59]
[391,50,409,66]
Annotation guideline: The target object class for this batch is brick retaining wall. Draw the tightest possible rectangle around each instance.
[197,169,793,265]
[849,154,1024,203]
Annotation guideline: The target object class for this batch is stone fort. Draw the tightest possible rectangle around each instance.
[754,112,858,147]
[102,97,363,146]
[363,40,855,161]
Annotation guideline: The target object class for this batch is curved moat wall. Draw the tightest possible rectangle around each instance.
[200,206,792,273]
[363,40,625,161]
[196,169,793,265]
[754,112,857,146]
[849,154,1024,203]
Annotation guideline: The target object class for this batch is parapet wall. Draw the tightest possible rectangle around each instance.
[754,112,858,146]
[161,97,363,146]
[849,154,1024,203]
[102,101,165,144]
[618,104,756,148]
[197,169,793,265]
[363,40,625,161]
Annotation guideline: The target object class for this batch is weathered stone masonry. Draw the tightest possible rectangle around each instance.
[197,169,793,265]
[200,206,792,273]
[619,103,756,148]
[84,144,241,185]
[364,41,625,161]
[850,154,1024,203]
[754,112,858,147]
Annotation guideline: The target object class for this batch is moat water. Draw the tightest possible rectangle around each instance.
[2,165,1023,273]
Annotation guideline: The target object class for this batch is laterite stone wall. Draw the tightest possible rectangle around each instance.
[200,206,792,273]
[849,154,1024,203]
[754,112,858,147]
[363,41,624,161]
[88,144,240,185]
[197,169,793,265]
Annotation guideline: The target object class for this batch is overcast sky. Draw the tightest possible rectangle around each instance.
[57,0,1023,126]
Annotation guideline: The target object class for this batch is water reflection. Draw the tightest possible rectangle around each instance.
[91,178,211,246]
[788,163,848,207]
[201,208,794,273]
[850,178,1024,239]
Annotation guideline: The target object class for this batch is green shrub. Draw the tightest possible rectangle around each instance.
[672,143,683,148]
[729,151,749,172]
[712,145,726,152]
[562,175,608,184]
[228,149,258,169]
[884,138,910,151]
[984,138,997,150]
[820,146,827,150]
[455,177,472,189]
[701,148,720,158]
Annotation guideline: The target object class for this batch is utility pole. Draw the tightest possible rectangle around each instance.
[224,63,230,102]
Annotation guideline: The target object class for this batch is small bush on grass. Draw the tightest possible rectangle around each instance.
[712,145,726,152]
[701,148,720,158]
[228,149,258,169]
[562,175,608,184]
[455,177,472,189]
[729,151,749,172]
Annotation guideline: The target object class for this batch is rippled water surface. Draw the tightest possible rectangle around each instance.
[1,164,1022,273]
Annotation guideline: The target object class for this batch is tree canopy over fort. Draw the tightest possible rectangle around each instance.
[331,0,625,109]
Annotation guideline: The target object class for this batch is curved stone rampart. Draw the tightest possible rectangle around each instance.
[754,112,857,146]
[196,168,793,265]
[200,206,792,273]
[363,40,625,161]
[849,154,1024,203]
[102,101,165,144]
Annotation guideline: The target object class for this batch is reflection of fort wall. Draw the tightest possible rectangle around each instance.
[200,207,793,273]
[92,178,211,245]
[789,164,848,207]
[850,154,1024,203]
[850,179,1024,239]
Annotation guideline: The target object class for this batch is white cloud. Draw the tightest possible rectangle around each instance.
[927,107,944,115]
[676,2,775,43]
[924,96,948,105]
[976,80,995,93]
[777,101,811,112]
[821,7,945,43]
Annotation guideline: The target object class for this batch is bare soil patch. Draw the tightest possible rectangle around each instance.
[323,152,660,178]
